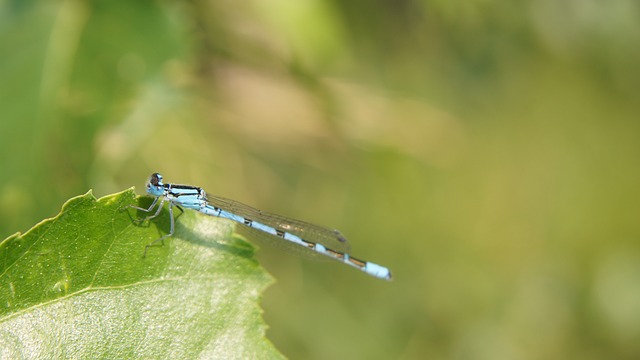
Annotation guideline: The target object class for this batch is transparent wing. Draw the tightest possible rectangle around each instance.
[204,194,351,255]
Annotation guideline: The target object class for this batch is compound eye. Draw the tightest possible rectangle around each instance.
[149,173,163,186]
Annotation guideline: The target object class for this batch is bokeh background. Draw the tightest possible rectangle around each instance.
[2,1,640,359]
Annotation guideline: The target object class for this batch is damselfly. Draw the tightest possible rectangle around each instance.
[129,173,392,280]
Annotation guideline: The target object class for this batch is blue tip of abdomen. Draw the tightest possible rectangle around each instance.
[365,262,393,281]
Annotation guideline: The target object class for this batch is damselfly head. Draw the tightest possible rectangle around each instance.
[146,172,165,196]
[150,173,163,185]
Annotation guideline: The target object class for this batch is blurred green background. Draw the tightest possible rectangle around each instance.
[2,0,640,359]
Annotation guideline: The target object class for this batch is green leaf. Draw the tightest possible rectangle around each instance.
[0,189,283,359]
